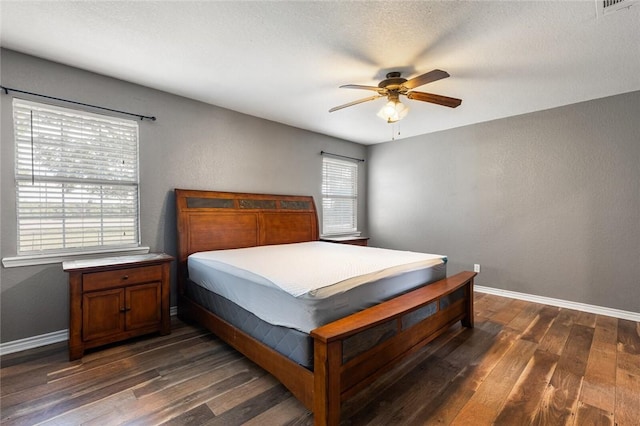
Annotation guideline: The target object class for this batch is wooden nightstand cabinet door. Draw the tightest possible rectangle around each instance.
[126,282,162,331]
[82,288,126,341]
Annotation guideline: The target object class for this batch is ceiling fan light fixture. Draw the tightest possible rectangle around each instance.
[377,99,409,123]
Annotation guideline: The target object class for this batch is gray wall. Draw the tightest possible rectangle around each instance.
[368,91,640,312]
[0,49,367,343]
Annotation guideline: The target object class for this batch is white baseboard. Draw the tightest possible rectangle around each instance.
[0,329,69,356]
[475,285,640,322]
[1,306,180,357]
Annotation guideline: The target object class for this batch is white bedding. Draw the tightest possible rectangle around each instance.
[188,241,447,332]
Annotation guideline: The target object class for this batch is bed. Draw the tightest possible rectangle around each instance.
[175,189,476,425]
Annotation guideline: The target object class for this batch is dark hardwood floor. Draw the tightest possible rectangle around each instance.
[2,292,639,425]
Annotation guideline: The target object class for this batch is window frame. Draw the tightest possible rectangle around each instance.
[2,99,148,268]
[321,155,360,237]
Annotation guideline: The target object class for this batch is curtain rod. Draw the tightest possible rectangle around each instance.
[0,85,157,121]
[320,151,365,162]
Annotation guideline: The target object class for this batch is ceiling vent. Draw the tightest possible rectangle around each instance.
[597,0,638,16]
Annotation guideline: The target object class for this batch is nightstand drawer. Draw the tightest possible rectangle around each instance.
[83,265,163,292]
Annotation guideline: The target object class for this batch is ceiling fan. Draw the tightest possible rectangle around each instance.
[329,69,462,123]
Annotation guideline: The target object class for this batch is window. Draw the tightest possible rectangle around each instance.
[13,99,140,256]
[321,156,358,235]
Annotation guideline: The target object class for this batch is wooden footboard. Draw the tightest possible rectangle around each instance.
[311,271,475,425]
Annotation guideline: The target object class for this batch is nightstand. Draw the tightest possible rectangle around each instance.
[63,253,174,360]
[320,236,369,246]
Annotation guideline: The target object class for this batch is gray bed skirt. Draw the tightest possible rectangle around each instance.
[186,280,315,368]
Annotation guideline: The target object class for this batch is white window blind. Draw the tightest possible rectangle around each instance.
[13,99,140,255]
[322,156,358,235]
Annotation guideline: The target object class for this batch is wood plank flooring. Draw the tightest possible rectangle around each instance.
[2,292,639,425]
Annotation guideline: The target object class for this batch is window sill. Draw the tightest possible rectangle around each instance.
[320,232,362,239]
[2,246,151,268]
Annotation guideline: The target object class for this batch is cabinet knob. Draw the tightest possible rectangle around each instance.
[122,275,129,280]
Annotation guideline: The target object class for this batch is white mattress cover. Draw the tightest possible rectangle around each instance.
[188,242,446,332]
[189,241,444,297]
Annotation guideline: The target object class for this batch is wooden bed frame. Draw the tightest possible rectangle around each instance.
[175,189,476,425]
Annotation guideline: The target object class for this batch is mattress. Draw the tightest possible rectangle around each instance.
[188,241,447,334]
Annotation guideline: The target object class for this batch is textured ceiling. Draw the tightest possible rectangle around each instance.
[1,1,639,144]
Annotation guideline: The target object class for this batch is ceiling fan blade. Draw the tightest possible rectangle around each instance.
[402,69,450,90]
[340,84,386,93]
[329,95,382,112]
[406,91,462,108]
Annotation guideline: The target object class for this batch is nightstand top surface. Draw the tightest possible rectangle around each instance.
[63,252,174,272]
[320,236,369,242]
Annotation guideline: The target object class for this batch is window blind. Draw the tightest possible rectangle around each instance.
[322,156,358,235]
[13,99,140,254]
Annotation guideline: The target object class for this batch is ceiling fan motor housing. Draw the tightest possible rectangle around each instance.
[378,72,408,91]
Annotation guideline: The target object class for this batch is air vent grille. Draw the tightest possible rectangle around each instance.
[598,0,638,15]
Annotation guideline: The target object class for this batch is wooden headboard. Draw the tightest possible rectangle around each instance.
[175,189,319,287]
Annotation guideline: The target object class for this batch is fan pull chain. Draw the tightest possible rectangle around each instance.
[390,122,402,141]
